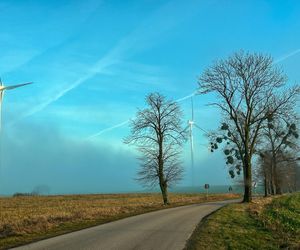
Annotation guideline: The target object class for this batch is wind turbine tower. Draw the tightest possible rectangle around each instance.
[188,97,195,184]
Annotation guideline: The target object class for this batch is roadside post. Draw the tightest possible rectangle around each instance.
[204,184,209,200]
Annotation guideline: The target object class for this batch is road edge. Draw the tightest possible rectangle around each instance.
[184,200,241,250]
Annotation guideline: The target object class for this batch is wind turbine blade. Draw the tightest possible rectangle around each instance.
[0,91,3,132]
[183,125,190,132]
[4,82,33,90]
[191,96,194,121]
[190,132,194,155]
[194,124,208,134]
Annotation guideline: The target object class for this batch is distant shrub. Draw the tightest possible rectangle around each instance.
[12,192,38,197]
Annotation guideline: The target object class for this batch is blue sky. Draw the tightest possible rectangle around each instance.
[0,0,299,195]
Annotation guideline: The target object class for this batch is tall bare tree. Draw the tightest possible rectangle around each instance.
[198,51,300,202]
[124,93,187,205]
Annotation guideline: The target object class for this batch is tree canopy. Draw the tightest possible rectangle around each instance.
[198,51,300,202]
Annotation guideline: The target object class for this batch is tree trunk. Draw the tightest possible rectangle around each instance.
[267,180,272,195]
[264,174,268,197]
[243,159,252,202]
[158,134,169,205]
[270,160,276,195]
[270,180,275,195]
[160,183,169,205]
[276,184,282,195]
[273,160,282,195]
[158,174,169,204]
[272,156,283,195]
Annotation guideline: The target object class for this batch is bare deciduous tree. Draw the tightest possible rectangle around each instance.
[124,93,187,205]
[198,51,300,202]
[259,115,299,195]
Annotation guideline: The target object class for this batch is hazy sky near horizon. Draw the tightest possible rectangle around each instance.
[1,0,300,195]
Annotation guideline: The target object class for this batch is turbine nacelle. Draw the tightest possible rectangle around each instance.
[188,120,194,125]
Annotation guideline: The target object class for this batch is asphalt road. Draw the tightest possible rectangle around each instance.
[12,199,238,250]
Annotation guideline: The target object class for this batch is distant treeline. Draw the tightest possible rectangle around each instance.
[12,185,51,197]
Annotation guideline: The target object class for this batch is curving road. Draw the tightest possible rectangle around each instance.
[12,199,239,250]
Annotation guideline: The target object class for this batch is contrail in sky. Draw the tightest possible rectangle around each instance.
[87,120,130,140]
[87,48,300,140]
[87,91,198,140]
[22,58,115,119]
[274,48,300,64]
[176,91,198,102]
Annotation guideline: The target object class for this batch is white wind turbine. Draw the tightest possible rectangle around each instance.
[185,96,207,186]
[188,97,195,178]
[0,78,33,131]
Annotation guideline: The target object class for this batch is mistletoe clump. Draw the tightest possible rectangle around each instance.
[210,122,243,178]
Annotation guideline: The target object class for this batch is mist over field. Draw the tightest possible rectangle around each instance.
[1,121,139,195]
[0,119,231,195]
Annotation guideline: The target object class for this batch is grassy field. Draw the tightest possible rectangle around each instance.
[0,192,239,249]
[186,192,300,250]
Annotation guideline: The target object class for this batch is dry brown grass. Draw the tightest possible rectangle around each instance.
[0,193,239,249]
